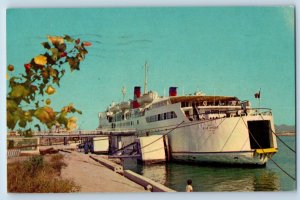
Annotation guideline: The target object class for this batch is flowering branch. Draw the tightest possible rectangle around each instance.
[7,35,92,135]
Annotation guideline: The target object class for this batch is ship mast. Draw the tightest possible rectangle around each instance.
[144,62,148,94]
[122,86,126,101]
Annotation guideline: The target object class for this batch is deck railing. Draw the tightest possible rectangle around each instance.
[248,108,272,116]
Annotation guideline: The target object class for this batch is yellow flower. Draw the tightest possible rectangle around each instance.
[34,55,47,65]
[67,117,77,130]
[45,85,56,95]
[45,98,51,105]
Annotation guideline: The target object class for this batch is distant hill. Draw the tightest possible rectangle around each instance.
[275,124,295,134]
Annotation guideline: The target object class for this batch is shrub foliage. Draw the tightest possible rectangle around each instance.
[7,154,80,193]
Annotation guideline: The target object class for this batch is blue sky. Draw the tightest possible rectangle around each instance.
[6,7,295,130]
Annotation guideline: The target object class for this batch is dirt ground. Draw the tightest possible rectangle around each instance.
[59,151,147,192]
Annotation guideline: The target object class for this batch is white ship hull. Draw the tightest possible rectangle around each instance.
[132,114,276,166]
[165,115,277,165]
[98,87,278,166]
[172,151,269,166]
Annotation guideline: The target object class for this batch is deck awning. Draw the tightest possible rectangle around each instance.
[169,96,239,104]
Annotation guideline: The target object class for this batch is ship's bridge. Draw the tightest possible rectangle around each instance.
[169,96,240,107]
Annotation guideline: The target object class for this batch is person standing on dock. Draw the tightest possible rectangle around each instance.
[84,142,89,154]
[186,179,193,192]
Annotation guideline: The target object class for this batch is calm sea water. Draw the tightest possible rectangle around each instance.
[124,136,296,192]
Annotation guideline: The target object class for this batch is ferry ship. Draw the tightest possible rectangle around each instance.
[97,64,278,166]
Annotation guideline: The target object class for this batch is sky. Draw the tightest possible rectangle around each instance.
[6,6,295,130]
[1,2,299,200]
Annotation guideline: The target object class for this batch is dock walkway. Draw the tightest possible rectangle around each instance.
[60,151,146,192]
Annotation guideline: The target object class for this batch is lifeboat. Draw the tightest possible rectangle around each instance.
[119,101,131,110]
[108,102,120,113]
[137,91,158,105]
[106,111,113,117]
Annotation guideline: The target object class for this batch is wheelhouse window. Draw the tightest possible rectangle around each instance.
[171,111,177,118]
[181,102,189,107]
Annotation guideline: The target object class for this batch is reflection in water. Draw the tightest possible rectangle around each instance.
[122,136,295,192]
[166,164,280,192]
[123,160,280,192]
[141,164,167,185]
[122,159,167,185]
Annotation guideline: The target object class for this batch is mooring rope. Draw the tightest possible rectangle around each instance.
[241,117,296,181]
[110,121,185,156]
[110,141,137,155]
[258,114,295,153]
[220,117,241,152]
[139,121,185,151]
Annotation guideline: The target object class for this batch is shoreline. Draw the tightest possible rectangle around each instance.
[276,132,295,136]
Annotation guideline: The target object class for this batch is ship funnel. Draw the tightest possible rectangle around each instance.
[169,87,177,96]
[133,86,141,109]
[134,86,141,99]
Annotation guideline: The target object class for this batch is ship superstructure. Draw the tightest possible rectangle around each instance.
[97,65,277,166]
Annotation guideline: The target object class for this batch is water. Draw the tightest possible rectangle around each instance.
[124,136,296,192]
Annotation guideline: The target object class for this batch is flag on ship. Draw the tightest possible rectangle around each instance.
[254,89,261,98]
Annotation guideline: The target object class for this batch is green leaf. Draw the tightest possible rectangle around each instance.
[41,42,51,49]
[49,68,59,78]
[9,77,20,88]
[64,35,74,43]
[44,52,56,65]
[52,77,60,86]
[76,53,84,61]
[67,57,80,71]
[60,69,65,77]
[57,112,68,127]
[19,120,27,128]
[24,110,33,122]
[35,101,40,108]
[34,124,41,131]
[79,46,88,57]
[56,43,67,52]
[7,111,19,130]
[10,84,30,98]
[39,83,46,95]
[43,78,48,84]
[23,97,30,104]
[33,74,41,81]
[7,100,18,112]
[51,48,59,61]
[29,94,35,101]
